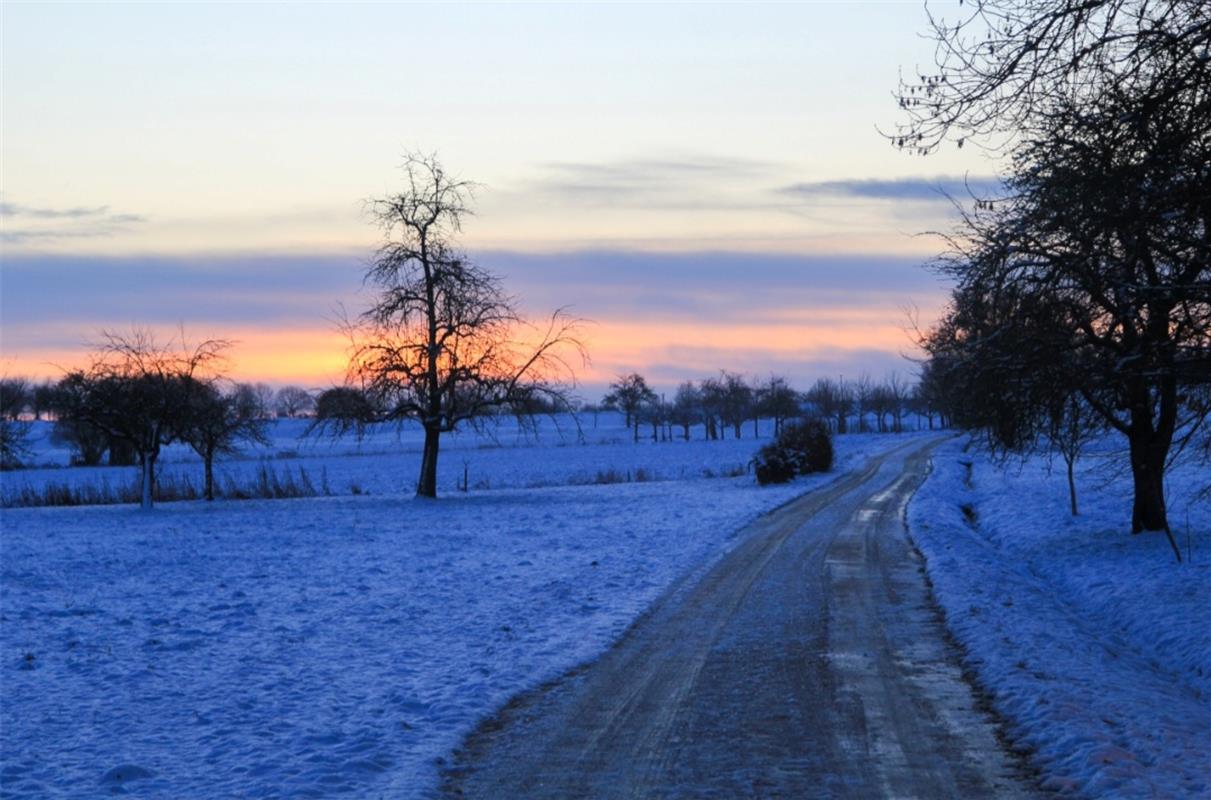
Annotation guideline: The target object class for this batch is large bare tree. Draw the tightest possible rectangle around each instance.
[328,154,585,498]
[891,0,1210,153]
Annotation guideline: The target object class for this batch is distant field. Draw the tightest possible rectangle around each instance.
[1,412,935,504]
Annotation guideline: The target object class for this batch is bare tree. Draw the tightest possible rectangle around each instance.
[756,375,800,437]
[275,385,315,418]
[1046,392,1104,517]
[700,376,725,441]
[60,330,229,509]
[30,380,55,421]
[0,420,30,469]
[717,371,752,439]
[886,373,910,433]
[852,374,874,433]
[0,376,32,470]
[49,375,110,466]
[311,387,379,440]
[327,154,585,498]
[603,373,657,443]
[804,378,851,435]
[639,395,668,442]
[0,378,29,421]
[914,363,950,430]
[670,381,703,441]
[181,381,271,500]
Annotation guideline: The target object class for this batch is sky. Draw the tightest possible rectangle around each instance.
[1,1,1002,396]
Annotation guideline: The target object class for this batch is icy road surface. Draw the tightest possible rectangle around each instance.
[443,437,1039,798]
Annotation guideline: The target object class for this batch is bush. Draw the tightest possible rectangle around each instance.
[754,417,834,485]
[753,444,796,485]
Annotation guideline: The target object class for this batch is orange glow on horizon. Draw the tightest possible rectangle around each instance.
[4,302,939,391]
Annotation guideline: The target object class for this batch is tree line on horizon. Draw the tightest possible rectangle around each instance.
[0,353,940,503]
[588,370,942,444]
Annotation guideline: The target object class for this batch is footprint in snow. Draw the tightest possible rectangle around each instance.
[100,764,155,785]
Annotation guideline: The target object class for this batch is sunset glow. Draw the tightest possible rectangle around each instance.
[2,2,990,394]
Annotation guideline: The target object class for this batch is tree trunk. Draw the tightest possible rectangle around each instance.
[417,425,441,498]
[1128,433,1167,532]
[733,421,742,439]
[204,453,215,502]
[752,417,758,438]
[140,452,155,510]
[837,413,847,435]
[682,423,690,441]
[1065,455,1078,516]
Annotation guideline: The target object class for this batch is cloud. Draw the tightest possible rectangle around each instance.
[0,199,147,242]
[1,250,946,329]
[484,249,947,321]
[0,253,366,327]
[520,156,782,209]
[0,201,114,219]
[778,175,1002,202]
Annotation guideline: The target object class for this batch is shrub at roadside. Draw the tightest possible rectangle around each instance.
[754,418,833,485]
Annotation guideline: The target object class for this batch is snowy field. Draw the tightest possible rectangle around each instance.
[1,416,923,798]
[909,438,1211,799]
[3,415,795,503]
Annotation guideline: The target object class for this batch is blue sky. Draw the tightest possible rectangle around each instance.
[1,1,999,391]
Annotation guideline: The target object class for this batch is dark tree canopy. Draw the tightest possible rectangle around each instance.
[903,0,1210,543]
[60,330,229,509]
[181,381,270,501]
[923,76,1210,533]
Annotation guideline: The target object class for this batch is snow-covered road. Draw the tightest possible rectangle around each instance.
[444,436,1038,798]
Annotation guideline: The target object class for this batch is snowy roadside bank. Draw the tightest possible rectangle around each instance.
[908,438,1210,798]
[1,433,921,798]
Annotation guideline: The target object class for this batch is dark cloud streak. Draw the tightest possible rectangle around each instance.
[779,175,1002,202]
[1,250,947,329]
[0,200,147,242]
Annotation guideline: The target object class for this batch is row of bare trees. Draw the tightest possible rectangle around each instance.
[899,0,1211,542]
[1,376,317,423]
[595,371,940,444]
[2,333,271,506]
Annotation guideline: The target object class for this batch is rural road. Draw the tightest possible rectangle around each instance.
[442,438,1040,799]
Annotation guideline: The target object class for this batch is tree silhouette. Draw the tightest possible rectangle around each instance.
[329,153,585,498]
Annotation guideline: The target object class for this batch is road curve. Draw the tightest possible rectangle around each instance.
[442,438,1040,799]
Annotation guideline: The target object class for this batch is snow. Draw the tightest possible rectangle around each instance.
[1,418,919,798]
[4,415,787,502]
[908,437,1211,799]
